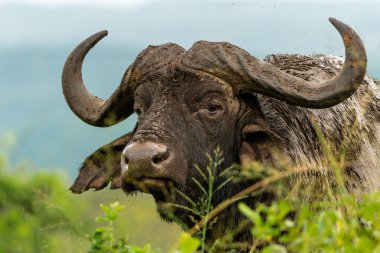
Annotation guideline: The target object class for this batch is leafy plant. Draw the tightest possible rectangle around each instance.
[88,202,200,253]
[0,133,92,253]
[166,147,233,252]
[88,202,159,253]
[2,123,380,253]
[238,193,380,252]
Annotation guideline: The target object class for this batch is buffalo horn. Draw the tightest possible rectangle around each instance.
[62,31,185,127]
[178,18,367,108]
[62,31,135,127]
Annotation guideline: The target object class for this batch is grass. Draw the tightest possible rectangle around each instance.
[0,132,181,253]
[2,124,380,252]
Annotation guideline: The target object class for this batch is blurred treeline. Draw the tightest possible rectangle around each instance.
[0,132,181,253]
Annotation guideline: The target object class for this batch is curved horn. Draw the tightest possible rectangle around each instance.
[62,32,186,127]
[178,18,367,108]
[62,30,135,127]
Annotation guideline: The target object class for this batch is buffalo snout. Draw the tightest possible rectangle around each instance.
[122,142,169,176]
[121,142,176,195]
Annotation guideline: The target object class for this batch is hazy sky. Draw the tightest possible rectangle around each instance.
[0,0,375,8]
[0,0,148,8]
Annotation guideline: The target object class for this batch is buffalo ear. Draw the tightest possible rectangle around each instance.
[239,124,279,167]
[70,132,133,194]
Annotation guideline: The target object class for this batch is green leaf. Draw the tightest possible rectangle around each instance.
[262,244,288,253]
[178,233,200,253]
[238,203,263,226]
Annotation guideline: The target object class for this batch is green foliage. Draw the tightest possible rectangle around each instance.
[0,139,91,252]
[194,147,224,252]
[2,130,380,253]
[0,133,180,253]
[177,233,201,253]
[88,202,200,253]
[239,193,380,252]
[88,202,159,253]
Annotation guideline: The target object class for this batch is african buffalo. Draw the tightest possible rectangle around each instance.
[62,18,380,245]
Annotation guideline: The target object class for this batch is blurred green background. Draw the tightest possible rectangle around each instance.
[0,132,181,252]
[0,0,379,251]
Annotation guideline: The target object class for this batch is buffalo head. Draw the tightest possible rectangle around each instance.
[63,18,368,230]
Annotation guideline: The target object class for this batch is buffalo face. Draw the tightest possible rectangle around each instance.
[119,74,263,222]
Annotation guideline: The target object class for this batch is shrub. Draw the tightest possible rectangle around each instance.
[2,131,380,253]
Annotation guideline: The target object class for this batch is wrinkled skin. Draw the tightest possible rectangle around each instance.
[121,72,277,230]
[71,71,281,242]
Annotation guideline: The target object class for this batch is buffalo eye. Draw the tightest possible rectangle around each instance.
[205,102,223,115]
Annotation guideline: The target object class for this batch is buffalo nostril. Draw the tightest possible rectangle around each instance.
[152,157,160,164]
[152,152,168,165]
